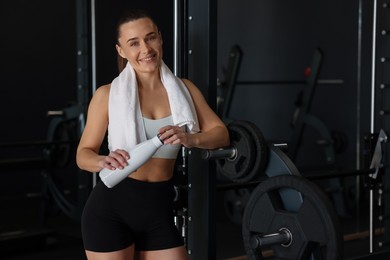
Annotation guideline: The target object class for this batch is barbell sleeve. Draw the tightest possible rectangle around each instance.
[202,142,288,161]
[250,229,292,249]
[201,147,237,160]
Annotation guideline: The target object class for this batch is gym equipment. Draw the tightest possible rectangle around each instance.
[242,175,343,260]
[219,45,242,121]
[203,120,268,224]
[204,120,301,182]
[99,134,164,188]
[43,105,91,223]
[0,105,85,253]
[202,120,268,183]
[204,119,299,225]
[367,129,388,252]
[230,120,269,181]
[0,0,91,251]
[218,45,343,122]
[184,1,218,258]
[209,124,256,182]
[218,46,350,216]
[374,0,390,247]
[290,49,350,217]
[0,142,55,253]
[203,120,343,259]
[288,48,339,166]
[218,45,348,167]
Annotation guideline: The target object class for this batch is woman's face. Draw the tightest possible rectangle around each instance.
[116,18,162,74]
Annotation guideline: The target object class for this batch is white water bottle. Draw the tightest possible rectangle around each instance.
[99,134,164,188]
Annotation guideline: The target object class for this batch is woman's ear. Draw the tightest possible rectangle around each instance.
[116,44,126,59]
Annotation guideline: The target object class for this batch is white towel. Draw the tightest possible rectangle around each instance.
[107,61,199,152]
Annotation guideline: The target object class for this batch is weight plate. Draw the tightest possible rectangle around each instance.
[45,117,80,219]
[217,124,256,182]
[230,120,269,182]
[242,175,342,260]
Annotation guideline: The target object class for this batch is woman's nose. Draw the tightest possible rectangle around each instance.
[140,41,151,53]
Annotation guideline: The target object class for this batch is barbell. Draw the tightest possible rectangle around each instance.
[202,120,269,183]
[202,120,343,259]
[242,175,343,260]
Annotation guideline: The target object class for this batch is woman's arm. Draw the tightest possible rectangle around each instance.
[76,84,129,173]
[159,79,230,150]
[76,85,110,172]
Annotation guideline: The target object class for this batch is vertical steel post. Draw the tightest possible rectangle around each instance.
[173,0,188,78]
[75,0,93,218]
[173,0,179,76]
[186,0,217,259]
[355,0,363,235]
[369,0,378,253]
[90,0,98,186]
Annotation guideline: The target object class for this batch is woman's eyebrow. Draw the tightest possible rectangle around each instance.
[126,37,138,43]
[126,32,157,43]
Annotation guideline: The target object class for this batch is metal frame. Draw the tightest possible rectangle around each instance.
[364,0,390,251]
[184,0,217,259]
[374,0,390,247]
[74,0,94,219]
[173,0,188,77]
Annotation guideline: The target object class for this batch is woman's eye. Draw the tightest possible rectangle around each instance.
[130,42,139,47]
[147,35,157,42]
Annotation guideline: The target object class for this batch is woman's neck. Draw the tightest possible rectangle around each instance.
[136,71,161,90]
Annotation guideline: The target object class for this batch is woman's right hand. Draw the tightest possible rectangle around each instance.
[102,149,130,170]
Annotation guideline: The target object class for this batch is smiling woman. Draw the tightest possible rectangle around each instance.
[76,8,229,260]
[115,13,163,75]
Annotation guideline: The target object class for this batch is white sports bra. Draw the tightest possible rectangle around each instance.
[142,115,182,159]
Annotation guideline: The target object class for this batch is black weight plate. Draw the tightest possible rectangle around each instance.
[217,124,256,182]
[242,175,343,260]
[230,120,269,182]
[46,117,80,219]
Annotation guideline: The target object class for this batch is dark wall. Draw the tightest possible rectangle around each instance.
[0,0,77,143]
[217,0,373,171]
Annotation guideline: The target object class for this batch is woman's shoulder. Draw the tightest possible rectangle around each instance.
[181,78,203,96]
[181,78,197,92]
[95,84,111,95]
[91,84,111,104]
[93,84,111,98]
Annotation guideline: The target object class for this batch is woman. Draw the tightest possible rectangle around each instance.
[76,9,229,260]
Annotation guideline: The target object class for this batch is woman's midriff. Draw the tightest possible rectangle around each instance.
[129,158,177,182]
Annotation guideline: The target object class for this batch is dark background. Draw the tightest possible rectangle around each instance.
[0,0,388,259]
[216,0,372,171]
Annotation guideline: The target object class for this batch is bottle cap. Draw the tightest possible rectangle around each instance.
[156,133,164,144]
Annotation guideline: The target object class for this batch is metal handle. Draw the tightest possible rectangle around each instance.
[250,228,292,249]
[201,147,236,160]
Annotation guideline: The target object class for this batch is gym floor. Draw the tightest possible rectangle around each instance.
[2,194,390,260]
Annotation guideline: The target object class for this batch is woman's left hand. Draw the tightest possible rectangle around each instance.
[158,125,194,148]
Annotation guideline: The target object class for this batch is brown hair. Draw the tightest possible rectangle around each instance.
[116,9,157,73]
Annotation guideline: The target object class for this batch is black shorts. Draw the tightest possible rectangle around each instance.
[81,177,184,252]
